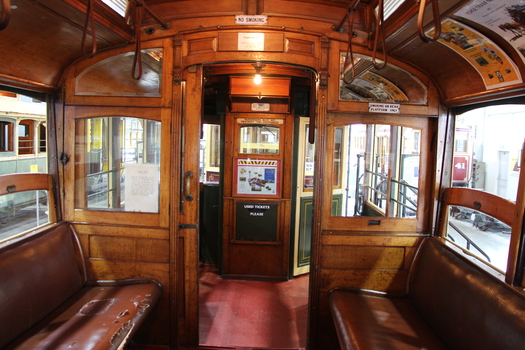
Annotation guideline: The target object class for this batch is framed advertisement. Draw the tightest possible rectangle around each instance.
[234,159,281,197]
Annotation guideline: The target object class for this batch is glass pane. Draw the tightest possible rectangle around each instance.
[446,205,511,272]
[454,105,525,202]
[200,124,221,183]
[75,117,161,212]
[75,49,163,97]
[333,127,343,188]
[0,190,49,241]
[0,90,47,172]
[239,125,280,155]
[334,124,420,218]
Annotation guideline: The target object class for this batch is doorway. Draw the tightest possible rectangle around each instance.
[196,62,313,348]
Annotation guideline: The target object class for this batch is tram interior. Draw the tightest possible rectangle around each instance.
[1,0,525,349]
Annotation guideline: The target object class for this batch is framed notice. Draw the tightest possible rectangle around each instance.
[234,159,281,197]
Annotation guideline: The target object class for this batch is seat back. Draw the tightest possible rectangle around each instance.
[0,223,84,348]
[408,238,525,350]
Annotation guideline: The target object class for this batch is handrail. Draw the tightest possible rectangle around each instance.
[0,0,11,31]
[332,0,361,33]
[81,0,97,58]
[448,221,491,262]
[130,0,170,29]
[131,1,144,80]
[340,2,360,84]
[417,0,441,43]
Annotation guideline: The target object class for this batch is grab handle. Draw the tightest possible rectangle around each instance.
[184,171,195,202]
[0,0,12,31]
[417,0,441,43]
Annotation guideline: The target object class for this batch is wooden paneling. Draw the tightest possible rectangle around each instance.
[319,233,424,293]
[89,235,169,263]
[72,221,171,345]
[285,37,315,56]
[74,224,169,240]
[321,246,406,270]
[230,76,290,97]
[187,37,218,55]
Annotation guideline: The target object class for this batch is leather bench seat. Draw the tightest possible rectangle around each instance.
[329,237,525,350]
[329,290,447,350]
[0,222,162,350]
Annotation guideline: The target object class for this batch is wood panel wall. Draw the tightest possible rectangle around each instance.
[74,224,171,345]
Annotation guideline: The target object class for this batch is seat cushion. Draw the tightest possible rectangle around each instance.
[6,282,161,350]
[329,289,447,350]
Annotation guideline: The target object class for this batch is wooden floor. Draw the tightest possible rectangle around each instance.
[199,265,309,350]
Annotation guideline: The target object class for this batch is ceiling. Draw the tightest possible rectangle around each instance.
[0,0,523,107]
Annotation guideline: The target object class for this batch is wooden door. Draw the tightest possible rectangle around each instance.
[176,65,202,346]
[222,113,294,280]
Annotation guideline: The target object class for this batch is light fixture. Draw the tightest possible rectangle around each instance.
[252,62,266,85]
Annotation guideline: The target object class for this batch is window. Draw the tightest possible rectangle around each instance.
[333,123,421,218]
[238,125,280,155]
[453,105,525,199]
[0,121,13,152]
[0,190,50,241]
[18,120,34,155]
[0,90,49,241]
[200,124,221,183]
[38,123,46,153]
[75,116,161,212]
[444,105,525,275]
[100,0,127,17]
[446,205,510,272]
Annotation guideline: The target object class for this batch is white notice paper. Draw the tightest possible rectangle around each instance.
[238,33,265,51]
[125,163,160,213]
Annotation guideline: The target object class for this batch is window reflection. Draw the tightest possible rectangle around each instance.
[0,190,49,241]
[75,117,161,212]
[446,205,511,272]
[333,123,420,218]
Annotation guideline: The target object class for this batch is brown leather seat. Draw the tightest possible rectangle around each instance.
[329,238,525,350]
[0,222,162,350]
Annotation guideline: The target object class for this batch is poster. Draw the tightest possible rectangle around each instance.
[428,18,522,89]
[235,159,280,197]
[455,0,525,64]
[124,163,160,212]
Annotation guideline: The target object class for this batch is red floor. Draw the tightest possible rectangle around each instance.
[199,265,309,349]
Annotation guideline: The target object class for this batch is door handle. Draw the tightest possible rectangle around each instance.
[184,171,195,201]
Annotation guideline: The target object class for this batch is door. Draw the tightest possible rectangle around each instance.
[177,65,203,346]
[222,113,294,280]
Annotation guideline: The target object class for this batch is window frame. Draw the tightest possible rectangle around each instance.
[0,173,57,243]
[321,113,434,232]
[437,187,523,285]
[63,106,170,228]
